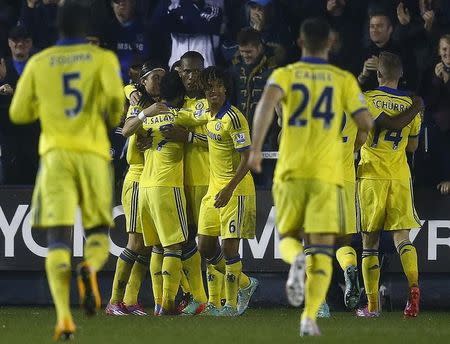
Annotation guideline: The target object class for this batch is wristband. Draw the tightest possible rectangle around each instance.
[187,132,194,143]
[138,111,146,122]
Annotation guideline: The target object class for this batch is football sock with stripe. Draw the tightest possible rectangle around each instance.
[110,248,137,303]
[362,249,380,312]
[206,263,224,308]
[150,247,164,307]
[123,254,149,306]
[84,232,109,272]
[209,248,250,289]
[397,240,418,287]
[336,246,357,271]
[224,256,242,308]
[182,241,207,303]
[302,246,333,321]
[46,247,73,325]
[161,248,182,311]
[279,237,304,265]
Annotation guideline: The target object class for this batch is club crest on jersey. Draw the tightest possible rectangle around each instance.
[235,133,246,144]
[215,122,222,131]
[195,102,204,110]
[131,108,140,116]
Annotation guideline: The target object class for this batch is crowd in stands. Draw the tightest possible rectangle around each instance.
[0,0,449,189]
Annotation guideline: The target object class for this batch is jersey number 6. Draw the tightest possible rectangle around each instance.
[288,84,334,129]
[63,72,83,117]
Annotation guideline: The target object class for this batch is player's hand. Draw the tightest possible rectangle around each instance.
[136,130,153,151]
[248,149,263,173]
[144,102,168,117]
[423,10,435,32]
[129,90,142,106]
[0,58,7,80]
[437,181,450,195]
[397,2,411,26]
[434,62,449,83]
[362,56,378,76]
[326,0,338,12]
[161,124,189,142]
[27,0,39,8]
[411,95,425,112]
[0,84,13,96]
[214,185,234,208]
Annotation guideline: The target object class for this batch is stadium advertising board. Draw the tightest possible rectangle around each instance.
[0,187,449,273]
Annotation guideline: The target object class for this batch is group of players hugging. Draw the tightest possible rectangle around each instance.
[8,1,424,340]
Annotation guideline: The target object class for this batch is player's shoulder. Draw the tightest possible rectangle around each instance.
[223,104,247,130]
[365,87,412,104]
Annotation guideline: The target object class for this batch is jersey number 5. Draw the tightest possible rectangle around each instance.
[288,84,334,129]
[63,73,83,117]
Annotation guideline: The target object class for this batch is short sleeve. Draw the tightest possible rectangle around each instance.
[409,114,422,137]
[124,84,137,100]
[126,104,141,119]
[267,67,289,96]
[343,73,368,117]
[365,94,383,120]
[227,109,251,152]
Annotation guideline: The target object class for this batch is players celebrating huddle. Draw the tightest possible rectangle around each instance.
[9,1,425,340]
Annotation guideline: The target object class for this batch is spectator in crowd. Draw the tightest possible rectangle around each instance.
[230,27,278,187]
[0,26,39,185]
[150,0,223,68]
[358,11,417,91]
[238,0,295,65]
[18,0,58,51]
[103,0,151,82]
[419,34,450,185]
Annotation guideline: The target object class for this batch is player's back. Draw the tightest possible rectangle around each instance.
[270,57,366,186]
[140,108,184,188]
[358,87,421,180]
[10,40,124,160]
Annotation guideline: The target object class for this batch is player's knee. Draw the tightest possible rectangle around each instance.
[126,233,148,254]
[222,239,240,260]
[392,230,410,247]
[47,227,72,250]
[198,236,216,259]
[362,232,379,250]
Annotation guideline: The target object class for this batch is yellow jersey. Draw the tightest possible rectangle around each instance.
[268,57,367,186]
[9,39,124,160]
[140,106,206,187]
[341,112,358,182]
[358,87,422,180]
[125,104,145,177]
[183,97,210,186]
[206,102,254,195]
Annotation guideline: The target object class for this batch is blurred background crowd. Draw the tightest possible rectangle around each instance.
[0,0,449,189]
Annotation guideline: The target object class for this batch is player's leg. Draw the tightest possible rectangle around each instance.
[123,234,151,315]
[160,243,183,314]
[393,229,420,317]
[46,227,76,341]
[359,231,381,316]
[150,245,164,315]
[335,234,359,310]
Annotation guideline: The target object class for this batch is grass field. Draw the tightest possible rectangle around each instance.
[1,307,449,344]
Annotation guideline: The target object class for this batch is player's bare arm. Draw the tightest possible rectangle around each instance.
[248,85,284,173]
[214,149,251,208]
[352,109,374,132]
[355,129,369,151]
[376,95,424,130]
[122,102,168,137]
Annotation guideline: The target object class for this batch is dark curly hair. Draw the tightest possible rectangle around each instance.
[160,71,186,105]
[199,66,232,96]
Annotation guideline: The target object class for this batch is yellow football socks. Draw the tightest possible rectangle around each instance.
[180,272,191,294]
[150,248,164,307]
[212,255,250,289]
[110,248,137,303]
[161,249,182,311]
[182,249,207,303]
[224,256,242,308]
[279,237,304,265]
[46,248,73,325]
[123,255,149,305]
[302,247,333,321]
[362,250,380,312]
[206,264,224,308]
[84,233,109,272]
[336,246,357,271]
[397,240,419,287]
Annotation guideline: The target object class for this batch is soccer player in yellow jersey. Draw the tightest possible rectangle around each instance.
[249,18,373,336]
[356,52,423,318]
[9,1,124,340]
[106,61,167,316]
[197,66,258,317]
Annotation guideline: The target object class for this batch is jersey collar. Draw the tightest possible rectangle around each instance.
[377,86,410,96]
[215,101,231,119]
[56,38,88,46]
[300,57,328,64]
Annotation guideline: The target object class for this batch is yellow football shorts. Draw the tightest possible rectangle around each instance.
[357,178,421,232]
[121,172,141,234]
[32,149,113,229]
[273,179,346,236]
[198,193,256,239]
[185,185,209,227]
[344,180,357,235]
[139,186,188,247]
